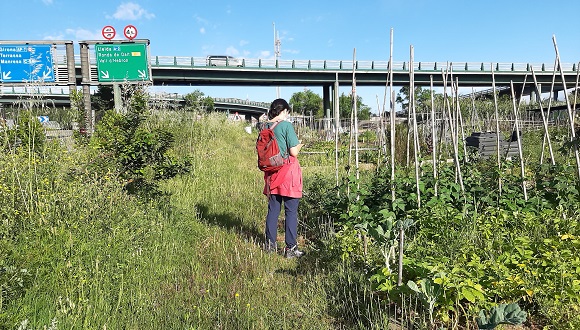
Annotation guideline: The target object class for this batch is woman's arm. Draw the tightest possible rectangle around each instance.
[289,143,304,157]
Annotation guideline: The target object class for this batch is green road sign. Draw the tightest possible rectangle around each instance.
[95,43,150,82]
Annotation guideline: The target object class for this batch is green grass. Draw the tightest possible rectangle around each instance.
[2,112,389,330]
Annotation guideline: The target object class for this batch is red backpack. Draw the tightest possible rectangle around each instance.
[256,121,285,173]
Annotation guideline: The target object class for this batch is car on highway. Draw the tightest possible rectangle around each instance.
[206,55,243,67]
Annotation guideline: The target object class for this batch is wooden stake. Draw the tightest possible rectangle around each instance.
[352,48,360,182]
[572,61,580,127]
[510,80,528,200]
[442,66,465,193]
[389,28,396,202]
[530,66,556,165]
[334,72,340,188]
[455,77,468,159]
[491,63,502,196]
[539,58,558,164]
[410,45,421,208]
[430,75,438,196]
[553,34,580,178]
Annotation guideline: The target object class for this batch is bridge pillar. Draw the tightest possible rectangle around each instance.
[79,42,94,134]
[530,89,536,104]
[323,84,331,132]
[323,84,331,117]
[65,41,76,107]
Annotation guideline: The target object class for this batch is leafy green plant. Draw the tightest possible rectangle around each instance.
[476,303,527,329]
[3,110,46,152]
[407,278,442,326]
[90,88,191,196]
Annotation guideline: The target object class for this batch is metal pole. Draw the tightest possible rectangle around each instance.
[273,22,281,98]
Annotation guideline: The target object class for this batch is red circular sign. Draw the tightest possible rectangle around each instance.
[102,25,116,40]
[123,25,138,40]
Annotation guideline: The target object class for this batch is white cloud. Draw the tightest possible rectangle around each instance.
[194,15,209,25]
[43,34,64,41]
[65,28,103,41]
[44,28,111,41]
[41,0,54,5]
[260,50,271,58]
[110,2,155,20]
[200,27,206,34]
[239,40,249,47]
[225,46,239,56]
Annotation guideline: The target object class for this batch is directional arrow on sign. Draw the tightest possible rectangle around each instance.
[42,68,53,81]
[2,71,12,80]
[100,71,110,79]
[138,70,146,78]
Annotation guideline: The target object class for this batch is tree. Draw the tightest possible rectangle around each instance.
[91,85,115,122]
[396,86,431,115]
[338,93,372,120]
[289,89,323,119]
[184,90,214,112]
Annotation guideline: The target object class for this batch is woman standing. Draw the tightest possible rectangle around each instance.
[263,98,304,258]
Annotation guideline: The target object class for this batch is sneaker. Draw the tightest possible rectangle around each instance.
[263,241,277,254]
[284,245,304,259]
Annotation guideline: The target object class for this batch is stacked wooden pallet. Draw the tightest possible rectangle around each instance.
[465,132,520,158]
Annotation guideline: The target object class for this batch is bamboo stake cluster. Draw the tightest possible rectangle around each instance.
[337,30,580,289]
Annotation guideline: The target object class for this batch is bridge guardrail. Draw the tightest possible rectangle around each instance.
[52,52,579,73]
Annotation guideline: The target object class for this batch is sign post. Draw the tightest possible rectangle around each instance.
[94,42,150,82]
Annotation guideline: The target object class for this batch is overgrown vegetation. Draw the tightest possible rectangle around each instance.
[1,84,579,329]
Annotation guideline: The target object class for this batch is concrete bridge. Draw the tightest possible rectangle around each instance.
[2,40,578,131]
[0,88,269,117]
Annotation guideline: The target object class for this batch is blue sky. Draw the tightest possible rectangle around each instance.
[2,0,580,112]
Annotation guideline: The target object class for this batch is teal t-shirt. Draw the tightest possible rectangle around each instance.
[267,120,299,158]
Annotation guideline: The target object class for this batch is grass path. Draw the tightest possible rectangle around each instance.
[155,116,337,329]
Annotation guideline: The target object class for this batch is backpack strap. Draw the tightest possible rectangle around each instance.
[267,121,281,130]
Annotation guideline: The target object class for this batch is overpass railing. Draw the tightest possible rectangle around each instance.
[54,54,578,73]
[148,56,578,72]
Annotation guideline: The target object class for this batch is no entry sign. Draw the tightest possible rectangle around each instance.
[102,26,116,40]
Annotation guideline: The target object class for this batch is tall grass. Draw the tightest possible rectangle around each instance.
[2,111,397,329]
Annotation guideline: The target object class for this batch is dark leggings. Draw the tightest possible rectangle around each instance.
[265,194,300,249]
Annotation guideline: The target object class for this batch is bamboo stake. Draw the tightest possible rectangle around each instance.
[388,28,396,202]
[352,48,360,182]
[572,61,580,127]
[505,75,528,157]
[406,96,412,167]
[430,75,438,196]
[539,58,558,164]
[509,80,528,200]
[491,63,502,196]
[552,35,580,178]
[455,77,468,159]
[376,94,383,170]
[442,67,465,193]
[530,65,556,165]
[410,45,421,208]
[470,87,478,132]
[334,72,340,188]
